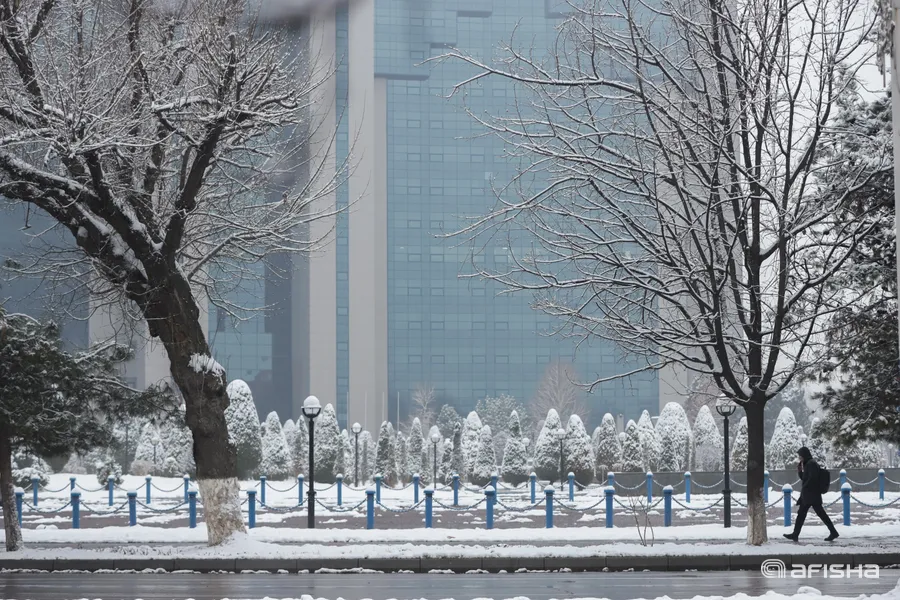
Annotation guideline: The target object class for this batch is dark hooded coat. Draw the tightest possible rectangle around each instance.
[797,447,823,506]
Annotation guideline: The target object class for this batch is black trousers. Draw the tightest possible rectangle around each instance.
[793,502,837,534]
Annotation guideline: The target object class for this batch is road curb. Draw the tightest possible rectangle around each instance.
[0,553,897,574]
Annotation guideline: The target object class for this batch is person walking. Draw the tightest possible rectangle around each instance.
[783,446,839,542]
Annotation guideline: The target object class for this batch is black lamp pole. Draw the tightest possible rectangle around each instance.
[303,396,322,529]
[557,429,566,491]
[354,431,360,487]
[716,399,736,529]
[432,438,439,484]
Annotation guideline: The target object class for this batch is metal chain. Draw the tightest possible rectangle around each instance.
[43,485,71,494]
[433,497,486,511]
[885,476,900,486]
[80,500,129,515]
[23,501,71,514]
[612,480,645,491]
[693,478,725,489]
[264,482,299,493]
[74,483,106,493]
[151,483,184,493]
[672,495,725,511]
[850,494,900,508]
[136,500,187,514]
[314,498,368,513]
[556,497,607,513]
[376,499,425,514]
[847,477,879,486]
[494,497,546,512]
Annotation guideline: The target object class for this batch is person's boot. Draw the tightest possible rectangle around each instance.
[825,531,839,542]
[783,533,799,542]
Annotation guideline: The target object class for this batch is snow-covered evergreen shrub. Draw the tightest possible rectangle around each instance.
[637,410,661,471]
[767,407,802,469]
[461,411,483,481]
[132,422,164,475]
[292,417,310,476]
[95,455,123,486]
[471,425,496,486]
[260,411,291,480]
[313,404,341,483]
[832,439,880,468]
[158,405,195,476]
[657,402,693,472]
[396,430,409,484]
[564,414,594,484]
[334,429,349,480]
[225,380,263,479]
[374,421,399,487]
[621,420,644,472]
[501,410,529,485]
[730,417,749,471]
[807,418,831,467]
[450,421,465,480]
[425,425,443,484]
[593,413,621,478]
[12,452,51,488]
[533,409,563,481]
[405,418,425,482]
[440,438,454,484]
[61,453,89,475]
[283,419,297,471]
[436,404,462,443]
[692,405,723,471]
[359,430,374,482]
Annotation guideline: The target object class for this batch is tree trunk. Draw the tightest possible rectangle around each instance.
[745,398,768,545]
[0,425,23,552]
[151,280,245,546]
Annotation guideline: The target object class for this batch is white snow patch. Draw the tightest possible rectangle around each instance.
[188,354,225,377]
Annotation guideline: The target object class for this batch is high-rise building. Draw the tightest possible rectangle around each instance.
[302,0,661,434]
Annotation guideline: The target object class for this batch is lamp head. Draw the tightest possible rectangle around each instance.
[555,428,566,441]
[715,396,738,417]
[351,422,362,434]
[431,433,441,444]
[302,395,322,420]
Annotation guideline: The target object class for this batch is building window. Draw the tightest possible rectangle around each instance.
[432,355,445,364]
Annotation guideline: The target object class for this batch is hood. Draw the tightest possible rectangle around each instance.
[798,447,813,461]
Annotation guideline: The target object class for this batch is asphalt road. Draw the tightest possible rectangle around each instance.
[0,571,897,600]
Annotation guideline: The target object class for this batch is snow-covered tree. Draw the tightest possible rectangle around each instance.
[475,394,528,461]
[440,438,454,484]
[564,415,594,484]
[533,409,564,482]
[693,406,724,472]
[621,420,644,473]
[282,419,297,473]
[657,403,693,472]
[404,418,425,483]
[95,454,123,486]
[158,405,195,477]
[501,411,529,485]
[292,417,310,476]
[471,425,496,486]
[425,425,443,485]
[436,404,462,443]
[132,422,165,476]
[0,0,348,545]
[260,412,291,480]
[450,421,465,480]
[396,430,409,484]
[807,418,831,467]
[768,408,802,470]
[832,439,881,468]
[374,421,399,487]
[637,411,661,472]
[731,417,749,472]
[530,361,590,434]
[438,0,874,545]
[410,384,437,429]
[357,430,374,482]
[334,430,352,481]
[12,452,51,489]
[593,414,621,478]
[461,411,483,480]
[764,381,811,441]
[111,417,143,474]
[225,380,263,479]
[313,404,341,483]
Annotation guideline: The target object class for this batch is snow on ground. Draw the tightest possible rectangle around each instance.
[62,577,900,600]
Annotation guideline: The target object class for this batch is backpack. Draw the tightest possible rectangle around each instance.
[819,466,830,494]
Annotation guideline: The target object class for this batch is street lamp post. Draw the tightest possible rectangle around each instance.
[555,428,566,491]
[302,395,322,529]
[715,397,738,528]
[351,422,362,487]
[431,433,441,485]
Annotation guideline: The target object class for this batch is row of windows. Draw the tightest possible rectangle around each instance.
[402,355,560,365]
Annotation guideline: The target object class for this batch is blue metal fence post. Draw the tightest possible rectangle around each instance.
[247,490,257,529]
[764,470,769,503]
[298,475,304,506]
[188,490,197,529]
[568,472,575,502]
[375,474,382,504]
[15,489,23,526]
[108,476,115,507]
[145,476,152,505]
[425,488,434,528]
[530,472,536,504]
[491,473,499,505]
[366,489,375,529]
[71,491,81,529]
[879,469,885,500]
[413,474,420,504]
[684,472,691,503]
[31,477,39,507]
[605,487,614,528]
[840,469,847,488]
[782,484,792,527]
[69,476,76,491]
[545,486,554,528]
[842,483,851,526]
[607,472,615,489]
[127,491,137,526]
[336,474,343,507]
[259,475,266,506]
[485,487,495,529]
[646,472,653,504]
[663,486,673,527]
[183,475,190,504]
[452,473,459,506]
